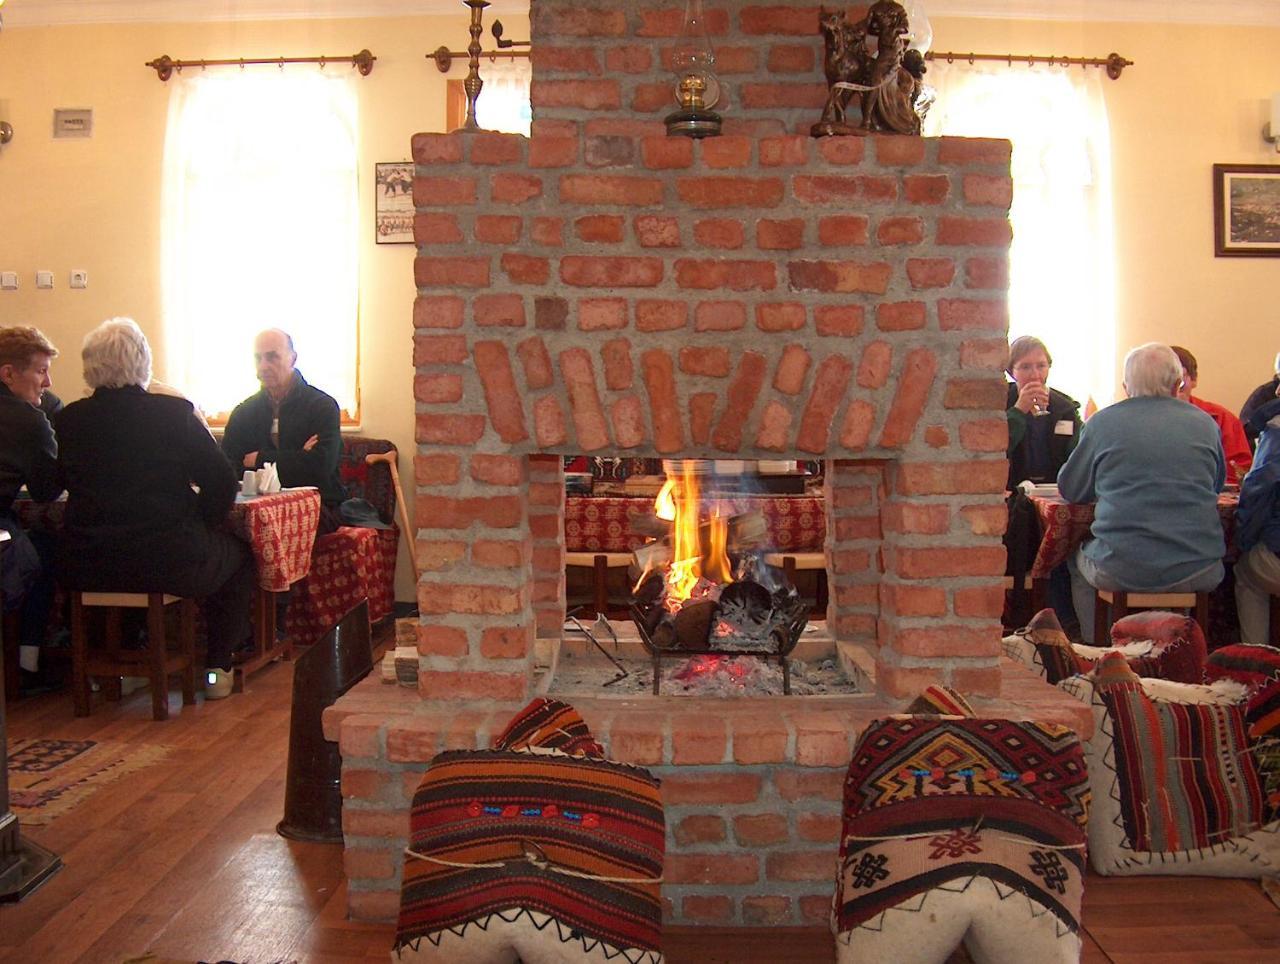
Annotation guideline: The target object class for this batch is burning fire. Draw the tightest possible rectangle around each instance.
[654,462,733,606]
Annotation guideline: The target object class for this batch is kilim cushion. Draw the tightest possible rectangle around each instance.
[394,701,663,964]
[834,716,1090,964]
[1206,642,1280,692]
[492,697,606,758]
[1059,652,1280,876]
[1108,610,1207,684]
[1245,679,1280,817]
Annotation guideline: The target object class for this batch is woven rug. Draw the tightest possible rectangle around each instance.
[7,738,172,825]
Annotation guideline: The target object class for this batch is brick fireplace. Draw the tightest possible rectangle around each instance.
[327,0,1090,927]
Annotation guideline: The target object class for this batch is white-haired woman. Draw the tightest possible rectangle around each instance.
[1057,343,1226,641]
[54,318,253,699]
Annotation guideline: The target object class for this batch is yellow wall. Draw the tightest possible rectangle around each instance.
[2,11,1278,600]
[0,12,527,601]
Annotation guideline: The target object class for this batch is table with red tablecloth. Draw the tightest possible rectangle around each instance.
[1027,491,1241,642]
[563,495,826,553]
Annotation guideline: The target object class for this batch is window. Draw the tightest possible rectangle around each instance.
[161,69,360,419]
[446,58,532,134]
[925,63,1116,408]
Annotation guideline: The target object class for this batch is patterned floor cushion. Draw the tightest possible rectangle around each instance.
[1059,652,1280,876]
[834,711,1090,964]
[394,699,664,963]
[1206,642,1280,692]
[1002,608,1154,685]
[1107,611,1207,684]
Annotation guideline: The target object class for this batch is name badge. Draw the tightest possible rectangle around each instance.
[1054,420,1074,436]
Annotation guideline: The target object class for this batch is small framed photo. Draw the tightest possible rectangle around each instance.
[1213,164,1280,257]
[375,162,414,244]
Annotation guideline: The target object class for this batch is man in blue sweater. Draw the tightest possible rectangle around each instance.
[1233,393,1280,643]
[1058,343,1226,642]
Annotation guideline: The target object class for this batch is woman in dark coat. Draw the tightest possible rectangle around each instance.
[1006,335,1083,489]
[54,318,254,699]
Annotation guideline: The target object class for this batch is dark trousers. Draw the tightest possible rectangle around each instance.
[19,529,57,649]
[165,532,256,671]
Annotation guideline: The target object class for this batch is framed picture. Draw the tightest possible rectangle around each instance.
[1213,164,1280,257]
[375,162,414,244]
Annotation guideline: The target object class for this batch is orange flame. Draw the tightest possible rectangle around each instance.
[660,462,734,604]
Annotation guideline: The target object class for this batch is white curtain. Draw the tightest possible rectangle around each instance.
[924,62,1116,409]
[160,68,360,417]
[476,58,532,135]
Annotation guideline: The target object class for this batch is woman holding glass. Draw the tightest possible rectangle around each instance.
[1006,335,1082,489]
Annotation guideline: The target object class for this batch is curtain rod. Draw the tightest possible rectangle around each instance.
[925,50,1133,80]
[430,47,528,73]
[145,50,376,82]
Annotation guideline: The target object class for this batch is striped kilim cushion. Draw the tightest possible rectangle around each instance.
[492,697,605,757]
[395,748,664,961]
[1109,611,1207,684]
[1207,643,1280,692]
[1096,656,1265,852]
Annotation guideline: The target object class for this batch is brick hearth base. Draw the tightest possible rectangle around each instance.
[327,656,1091,925]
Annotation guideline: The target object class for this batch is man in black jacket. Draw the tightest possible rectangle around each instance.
[220,328,345,532]
[0,326,63,686]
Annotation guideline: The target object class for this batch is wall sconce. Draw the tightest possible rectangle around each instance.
[1265,93,1280,153]
[665,0,721,138]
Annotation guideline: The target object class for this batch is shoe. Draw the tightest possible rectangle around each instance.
[204,667,234,700]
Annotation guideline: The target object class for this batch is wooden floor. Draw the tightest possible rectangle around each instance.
[2,643,1279,963]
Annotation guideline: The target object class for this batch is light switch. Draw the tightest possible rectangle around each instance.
[70,269,88,289]
[36,270,54,289]
[0,271,17,290]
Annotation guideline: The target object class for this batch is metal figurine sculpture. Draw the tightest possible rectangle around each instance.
[811,1,928,138]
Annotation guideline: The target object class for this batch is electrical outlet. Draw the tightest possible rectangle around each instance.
[70,269,88,289]
[36,270,54,289]
[0,271,17,290]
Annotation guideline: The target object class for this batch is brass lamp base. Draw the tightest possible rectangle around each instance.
[665,107,722,139]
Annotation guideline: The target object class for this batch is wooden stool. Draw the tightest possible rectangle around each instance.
[1093,588,1210,647]
[565,552,633,618]
[764,552,828,615]
[70,592,198,721]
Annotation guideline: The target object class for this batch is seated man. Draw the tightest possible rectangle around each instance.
[1058,343,1226,642]
[220,328,345,533]
[1171,345,1251,484]
[54,318,255,699]
[0,326,64,689]
[1233,396,1280,643]
[1239,351,1280,445]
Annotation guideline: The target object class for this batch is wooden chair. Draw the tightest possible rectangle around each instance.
[564,552,633,618]
[70,591,197,721]
[764,552,828,615]
[1093,588,1210,648]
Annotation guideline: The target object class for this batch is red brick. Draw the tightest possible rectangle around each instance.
[474,293,525,328]
[894,627,1000,659]
[895,546,1006,579]
[930,425,954,446]
[676,259,776,291]
[478,626,529,659]
[788,260,890,295]
[817,137,865,165]
[792,713,851,766]
[876,301,926,331]
[879,347,939,448]
[756,302,806,331]
[473,342,527,444]
[741,5,823,35]
[817,215,869,246]
[944,378,1007,409]
[661,771,763,804]
[883,502,951,535]
[610,394,647,449]
[733,813,789,846]
[965,256,1010,290]
[531,217,564,245]
[694,301,748,332]
[877,216,925,245]
[529,136,578,168]
[679,345,731,377]
[415,256,489,288]
[412,132,463,164]
[665,854,759,886]
[839,400,876,449]
[413,175,476,207]
[680,896,734,924]
[960,504,1008,537]
[796,355,854,453]
[637,6,730,36]
[678,177,785,209]
[472,540,526,570]
[538,7,626,37]
[830,549,870,575]
[693,218,746,249]
[701,135,752,169]
[532,45,602,75]
[903,174,950,205]
[636,299,688,332]
[937,216,1013,247]
[815,305,864,337]
[954,584,1007,618]
[608,713,666,765]
[414,373,462,403]
[470,454,523,486]
[690,393,717,444]
[896,461,1007,495]
[640,136,693,170]
[759,135,810,167]
[671,715,728,764]
[602,337,633,390]
[964,173,1014,207]
[415,454,460,486]
[338,718,382,758]
[533,77,622,110]
[417,670,527,701]
[413,334,467,365]
[756,218,805,249]
[469,132,522,165]
[712,352,768,451]
[742,896,792,925]
[561,174,664,206]
[416,581,524,615]
[766,850,835,882]
[414,212,463,245]
[578,298,628,331]
[875,136,926,165]
[634,215,682,248]
[883,583,948,617]
[630,82,672,113]
[939,136,1012,166]
[559,348,610,450]
[575,214,625,243]
[473,215,522,245]
[387,716,446,762]
[767,43,815,72]
[414,295,465,330]
[756,401,793,451]
[416,413,487,446]
[960,418,1009,452]
[584,134,636,168]
[710,46,762,74]
[415,496,523,530]
[641,349,685,454]
[939,299,1008,331]
[517,337,554,389]
[794,175,897,204]
[562,256,663,288]
[856,341,893,389]
[491,174,543,204]
[773,769,844,801]
[950,664,1003,697]
[605,45,653,73]
[773,345,812,395]
[740,82,827,109]
[907,257,957,289]
[501,253,551,285]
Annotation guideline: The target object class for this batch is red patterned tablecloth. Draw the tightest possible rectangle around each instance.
[563,495,825,553]
[1029,492,1238,580]
[15,488,320,593]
